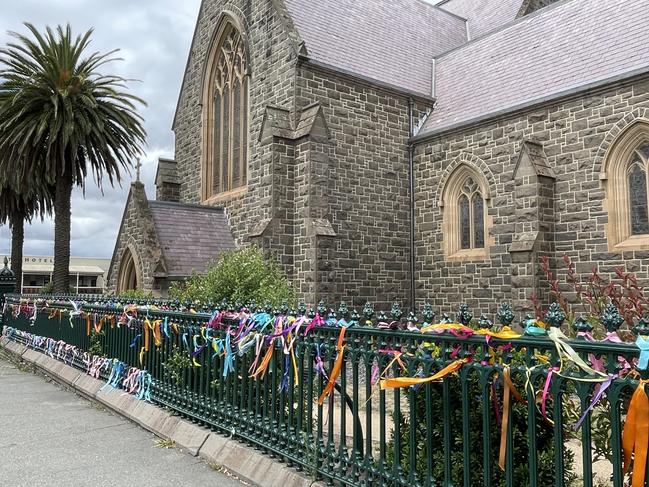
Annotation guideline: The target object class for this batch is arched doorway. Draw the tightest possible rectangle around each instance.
[117,247,140,292]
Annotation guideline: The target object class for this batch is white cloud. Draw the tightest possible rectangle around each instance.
[0,0,201,258]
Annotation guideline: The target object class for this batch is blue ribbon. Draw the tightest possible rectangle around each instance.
[163,317,169,338]
[279,354,290,393]
[222,332,235,378]
[637,336,649,370]
[130,334,141,348]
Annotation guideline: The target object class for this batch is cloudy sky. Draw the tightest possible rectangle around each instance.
[0,0,201,259]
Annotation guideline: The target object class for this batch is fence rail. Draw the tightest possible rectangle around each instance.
[1,294,647,487]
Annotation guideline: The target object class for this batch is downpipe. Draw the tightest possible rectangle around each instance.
[407,97,416,312]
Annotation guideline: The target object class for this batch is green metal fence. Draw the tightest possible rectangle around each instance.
[2,294,647,487]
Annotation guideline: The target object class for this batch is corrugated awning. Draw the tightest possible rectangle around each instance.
[22,264,106,275]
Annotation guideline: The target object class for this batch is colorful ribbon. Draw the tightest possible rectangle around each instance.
[317,327,346,404]
[622,379,649,487]
[379,358,467,390]
[498,366,526,471]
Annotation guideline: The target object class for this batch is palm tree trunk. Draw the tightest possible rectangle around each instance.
[53,172,73,293]
[9,209,24,293]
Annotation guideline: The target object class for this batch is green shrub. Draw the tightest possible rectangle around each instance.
[88,330,104,357]
[387,376,575,486]
[169,246,295,306]
[40,282,73,294]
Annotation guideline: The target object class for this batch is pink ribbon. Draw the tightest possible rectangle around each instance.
[541,367,559,421]
[305,314,324,335]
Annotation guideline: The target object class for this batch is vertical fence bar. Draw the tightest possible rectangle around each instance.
[3,297,646,487]
[461,367,471,487]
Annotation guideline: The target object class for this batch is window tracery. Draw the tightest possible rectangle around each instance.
[441,166,491,260]
[602,122,649,250]
[203,21,248,199]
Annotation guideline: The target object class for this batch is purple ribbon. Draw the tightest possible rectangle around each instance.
[573,375,615,431]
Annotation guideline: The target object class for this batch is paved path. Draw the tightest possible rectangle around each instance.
[0,356,245,487]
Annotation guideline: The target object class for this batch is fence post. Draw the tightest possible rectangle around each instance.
[0,257,16,328]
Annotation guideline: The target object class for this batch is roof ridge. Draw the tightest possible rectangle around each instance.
[414,0,468,23]
[434,0,577,61]
[148,200,225,211]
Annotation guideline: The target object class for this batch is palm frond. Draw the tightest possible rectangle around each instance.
[0,22,147,190]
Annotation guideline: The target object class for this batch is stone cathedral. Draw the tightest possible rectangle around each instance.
[107,0,649,314]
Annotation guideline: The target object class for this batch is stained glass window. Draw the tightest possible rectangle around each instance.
[456,175,485,251]
[473,194,484,248]
[232,80,241,188]
[206,23,248,197]
[212,94,221,194]
[241,78,248,184]
[629,163,649,235]
[221,84,230,191]
[459,195,470,250]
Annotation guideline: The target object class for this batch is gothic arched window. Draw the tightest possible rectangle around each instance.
[628,153,649,235]
[602,122,649,250]
[441,166,491,261]
[202,20,248,200]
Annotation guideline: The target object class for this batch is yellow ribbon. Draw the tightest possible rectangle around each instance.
[379,358,468,390]
[291,348,299,386]
[475,326,522,340]
[623,378,649,487]
[421,323,472,334]
[548,327,607,380]
[420,323,521,340]
[139,319,151,366]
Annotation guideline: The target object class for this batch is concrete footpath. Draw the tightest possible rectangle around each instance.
[0,355,245,487]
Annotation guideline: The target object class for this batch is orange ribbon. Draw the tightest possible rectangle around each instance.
[379,358,467,390]
[318,328,347,405]
[623,378,649,487]
[152,320,162,347]
[251,344,275,379]
[94,316,104,334]
[499,366,527,471]
[85,314,91,337]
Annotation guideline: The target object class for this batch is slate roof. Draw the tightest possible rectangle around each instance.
[437,0,524,39]
[283,0,468,97]
[420,0,649,136]
[149,201,235,277]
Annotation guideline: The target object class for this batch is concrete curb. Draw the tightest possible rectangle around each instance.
[1,339,323,487]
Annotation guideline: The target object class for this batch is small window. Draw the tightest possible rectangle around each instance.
[456,177,485,251]
[602,121,649,250]
[441,166,491,261]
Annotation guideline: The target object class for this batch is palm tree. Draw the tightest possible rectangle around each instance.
[0,183,53,292]
[0,24,146,292]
